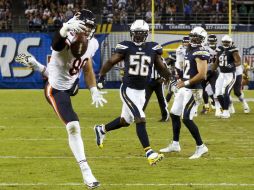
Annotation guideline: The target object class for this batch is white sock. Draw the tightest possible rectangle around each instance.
[66,121,87,167]
[172,141,179,146]
[29,57,49,77]
[214,97,221,109]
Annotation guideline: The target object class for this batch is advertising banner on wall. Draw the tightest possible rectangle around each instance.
[0,33,106,89]
[0,31,253,89]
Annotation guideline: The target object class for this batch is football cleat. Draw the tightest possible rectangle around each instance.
[215,108,222,117]
[221,110,230,119]
[86,181,100,189]
[200,105,209,114]
[229,103,235,114]
[160,142,181,153]
[189,144,208,159]
[82,168,100,189]
[146,150,164,166]
[243,102,250,114]
[94,125,105,148]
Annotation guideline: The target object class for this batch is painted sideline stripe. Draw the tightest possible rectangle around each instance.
[0,183,253,187]
[0,156,254,160]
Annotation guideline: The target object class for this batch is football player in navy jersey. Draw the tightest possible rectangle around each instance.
[212,35,241,118]
[94,20,171,165]
[160,27,209,159]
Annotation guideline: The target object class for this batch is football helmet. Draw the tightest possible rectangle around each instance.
[79,9,96,40]
[182,36,190,47]
[189,26,207,47]
[130,19,149,46]
[207,34,217,49]
[221,35,233,48]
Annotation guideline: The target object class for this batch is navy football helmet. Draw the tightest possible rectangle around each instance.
[182,36,190,47]
[207,34,217,49]
[79,9,96,40]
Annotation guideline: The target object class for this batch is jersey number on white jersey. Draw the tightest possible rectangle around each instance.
[129,55,151,76]
[69,58,88,76]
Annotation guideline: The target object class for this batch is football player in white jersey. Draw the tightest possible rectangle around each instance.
[15,9,105,189]
[200,34,220,115]
[175,36,189,77]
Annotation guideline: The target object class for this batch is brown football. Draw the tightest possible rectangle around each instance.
[70,33,88,58]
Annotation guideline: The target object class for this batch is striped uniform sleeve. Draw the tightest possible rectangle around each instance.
[193,50,210,61]
[229,46,239,53]
[115,41,129,55]
[152,43,163,55]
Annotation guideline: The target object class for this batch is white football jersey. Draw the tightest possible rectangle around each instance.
[175,45,186,70]
[204,45,217,71]
[48,33,99,90]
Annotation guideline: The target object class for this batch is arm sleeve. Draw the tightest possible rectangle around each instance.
[51,30,68,51]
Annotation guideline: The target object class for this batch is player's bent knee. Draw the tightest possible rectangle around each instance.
[66,121,80,135]
[182,118,193,126]
[135,117,146,124]
[234,91,241,97]
[120,117,130,127]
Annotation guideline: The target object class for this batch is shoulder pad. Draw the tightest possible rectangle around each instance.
[152,43,162,51]
[229,46,239,52]
[193,50,210,56]
[115,42,129,50]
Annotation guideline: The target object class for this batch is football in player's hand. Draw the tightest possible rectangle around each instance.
[70,33,88,58]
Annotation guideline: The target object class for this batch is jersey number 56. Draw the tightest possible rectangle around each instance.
[129,55,151,76]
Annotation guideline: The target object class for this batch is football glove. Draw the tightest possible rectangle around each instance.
[169,79,178,94]
[97,75,106,89]
[90,87,107,108]
[15,54,33,67]
[60,13,86,37]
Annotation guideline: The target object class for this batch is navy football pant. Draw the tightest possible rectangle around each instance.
[44,82,79,124]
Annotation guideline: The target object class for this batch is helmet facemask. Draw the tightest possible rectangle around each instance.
[189,33,205,47]
[130,30,148,45]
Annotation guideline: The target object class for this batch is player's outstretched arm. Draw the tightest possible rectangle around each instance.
[83,58,107,108]
[233,51,241,67]
[154,54,171,80]
[97,53,124,89]
[15,54,48,77]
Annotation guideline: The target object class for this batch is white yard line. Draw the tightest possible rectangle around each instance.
[0,183,253,187]
[0,155,254,160]
[0,138,253,144]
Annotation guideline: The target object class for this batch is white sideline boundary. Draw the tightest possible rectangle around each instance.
[0,155,254,160]
[0,183,253,187]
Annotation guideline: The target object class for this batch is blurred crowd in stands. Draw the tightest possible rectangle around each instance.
[1,0,254,32]
[0,0,12,31]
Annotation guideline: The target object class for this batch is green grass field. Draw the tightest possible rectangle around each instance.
[0,89,253,190]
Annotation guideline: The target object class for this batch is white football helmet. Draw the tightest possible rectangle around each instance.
[221,35,233,48]
[130,19,149,46]
[189,26,207,47]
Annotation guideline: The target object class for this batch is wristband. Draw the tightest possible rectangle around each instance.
[184,80,190,86]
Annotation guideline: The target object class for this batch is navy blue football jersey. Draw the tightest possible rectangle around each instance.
[115,41,162,90]
[216,45,238,73]
[183,46,210,89]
